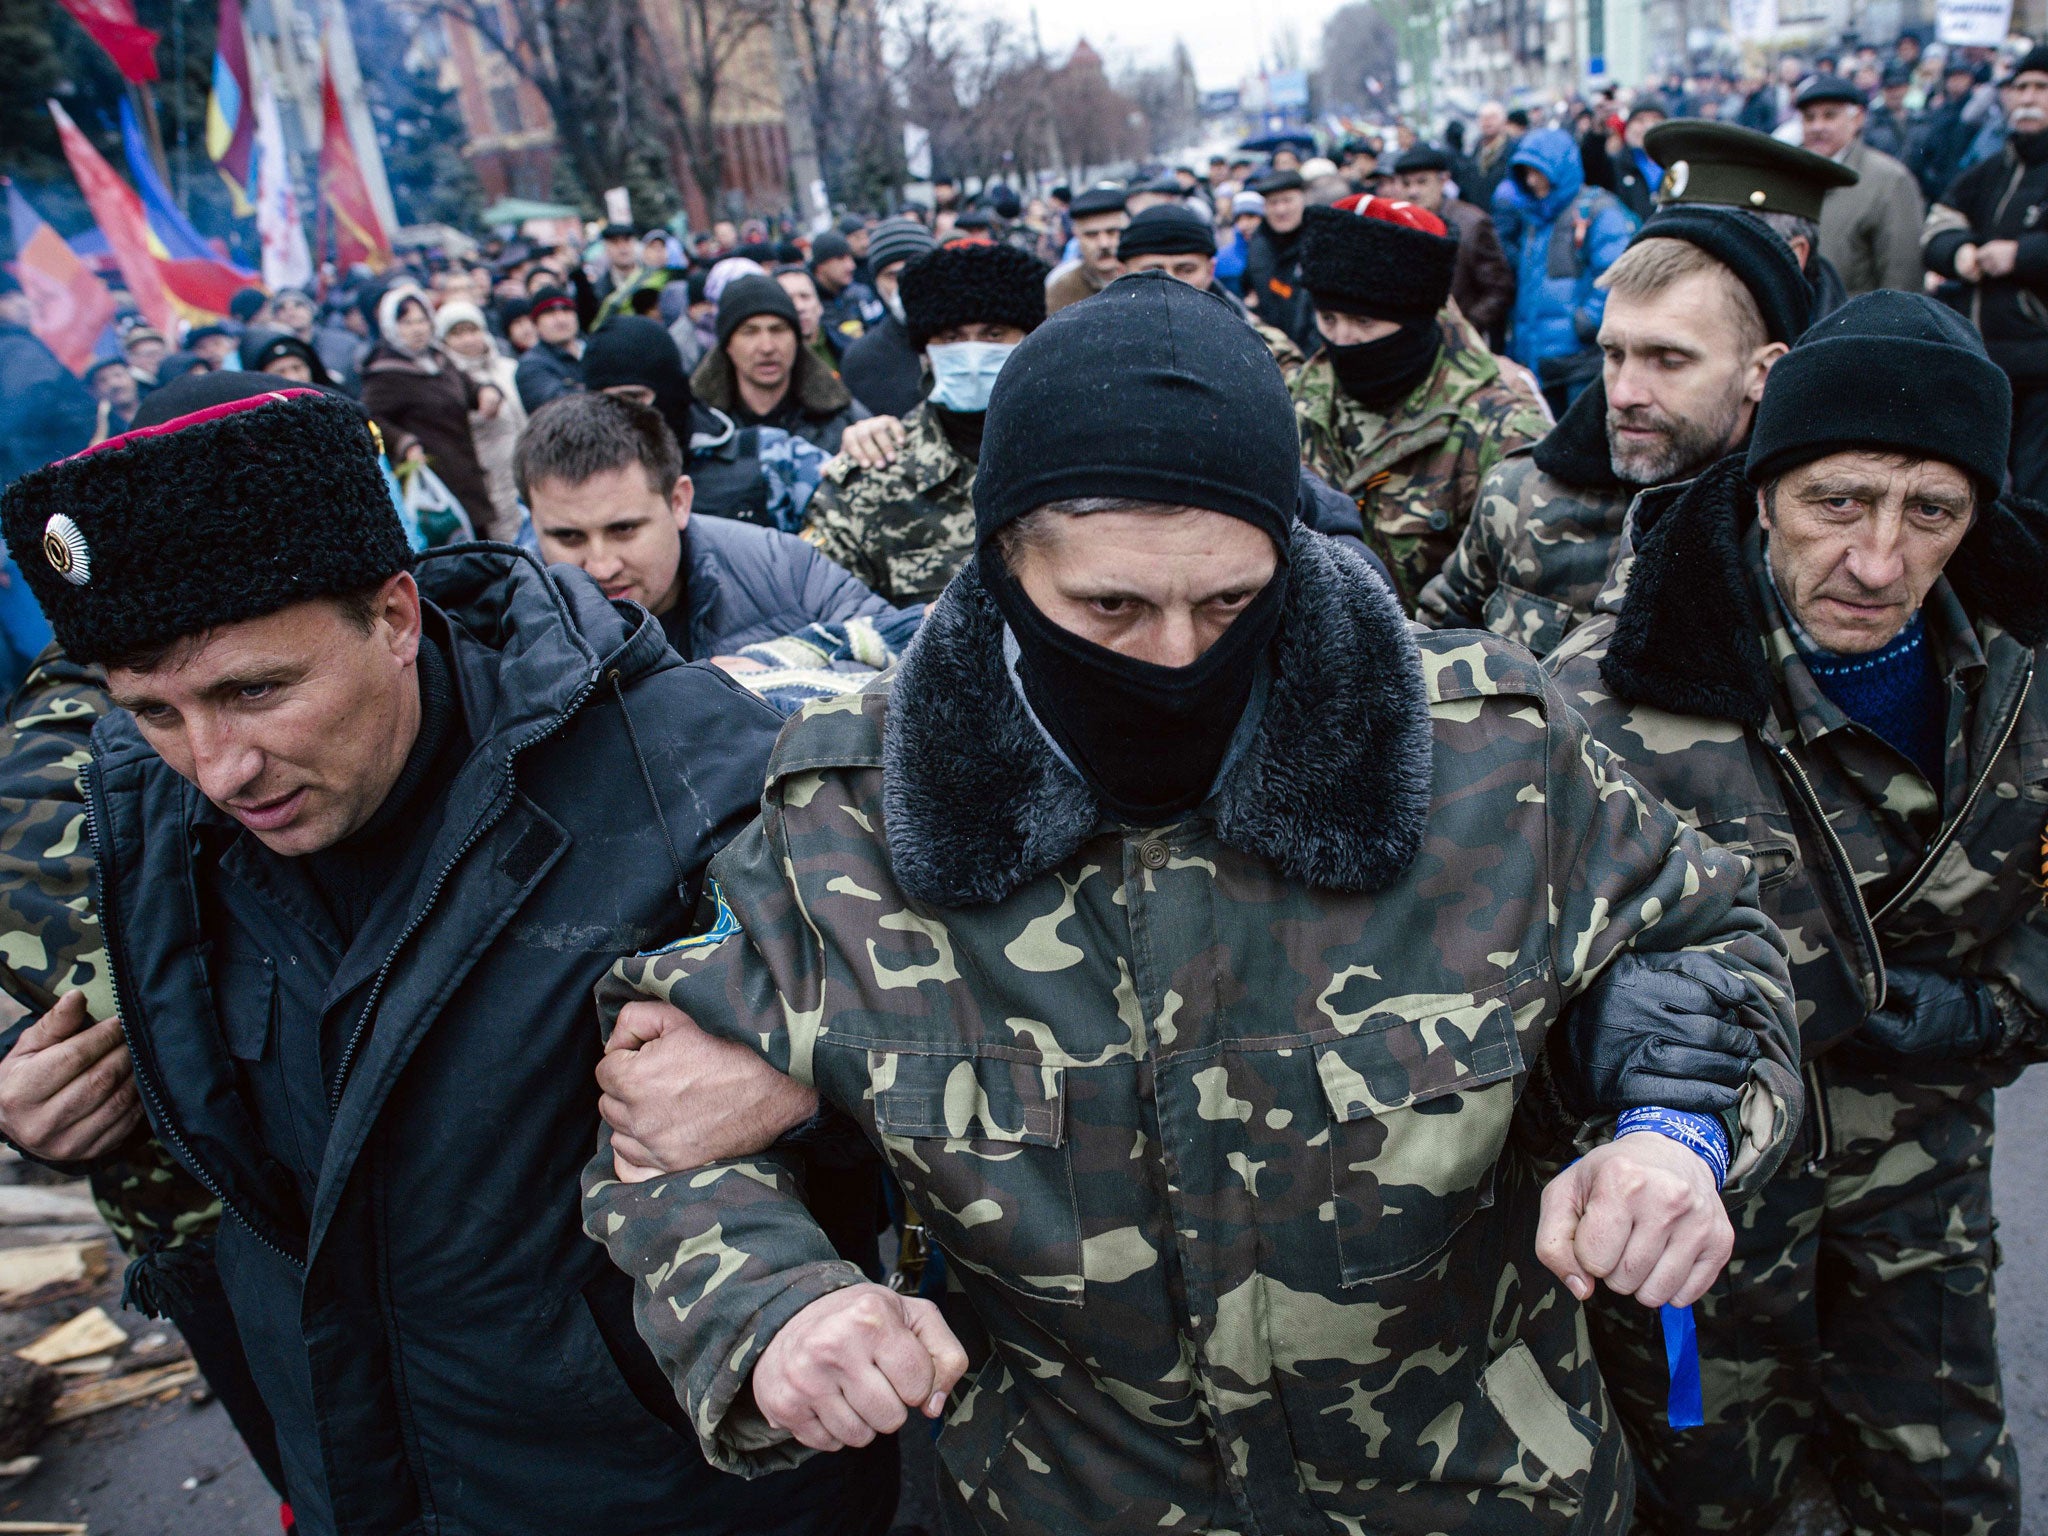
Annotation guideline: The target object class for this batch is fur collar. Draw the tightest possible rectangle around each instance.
[691,346,852,419]
[1531,377,1624,492]
[881,526,1435,907]
[1600,454,2048,726]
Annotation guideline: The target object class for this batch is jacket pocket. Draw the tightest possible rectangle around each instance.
[871,1048,1083,1306]
[213,955,276,1062]
[1315,993,1524,1285]
[1483,581,1575,658]
[1477,1340,1600,1509]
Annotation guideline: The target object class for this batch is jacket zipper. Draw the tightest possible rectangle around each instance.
[326,667,603,1111]
[1871,657,2035,927]
[1769,739,1889,1013]
[83,768,306,1273]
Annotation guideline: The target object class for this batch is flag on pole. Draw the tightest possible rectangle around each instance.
[255,83,312,291]
[48,99,176,336]
[318,45,391,273]
[205,0,258,213]
[52,0,159,83]
[5,181,117,375]
[119,97,260,319]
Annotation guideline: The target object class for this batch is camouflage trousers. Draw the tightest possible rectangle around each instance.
[1588,1047,2017,1536]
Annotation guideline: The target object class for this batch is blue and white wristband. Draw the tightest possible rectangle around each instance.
[1617,1106,1731,1189]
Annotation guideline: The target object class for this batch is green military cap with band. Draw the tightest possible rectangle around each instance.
[1641,119,1859,223]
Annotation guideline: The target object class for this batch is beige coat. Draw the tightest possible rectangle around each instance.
[1819,138,1926,296]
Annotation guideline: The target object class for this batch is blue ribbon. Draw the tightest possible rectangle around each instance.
[1661,1303,1703,1428]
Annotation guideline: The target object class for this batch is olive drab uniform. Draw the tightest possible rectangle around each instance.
[584,526,1803,1536]
[1546,457,2048,1536]
[801,400,975,604]
[1293,312,1551,610]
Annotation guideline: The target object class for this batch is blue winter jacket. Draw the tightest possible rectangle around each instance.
[1496,129,1638,374]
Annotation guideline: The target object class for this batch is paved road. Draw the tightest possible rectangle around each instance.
[14,1068,2048,1534]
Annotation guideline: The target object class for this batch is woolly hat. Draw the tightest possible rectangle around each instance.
[238,329,334,386]
[433,299,489,338]
[974,271,1298,549]
[898,243,1048,349]
[809,231,852,265]
[1795,74,1865,108]
[582,316,695,447]
[867,217,936,275]
[1068,185,1129,219]
[529,285,575,318]
[1117,205,1217,260]
[715,273,799,347]
[0,385,409,666]
[2004,45,2048,83]
[1628,206,1812,344]
[1299,197,1458,322]
[1745,289,2010,498]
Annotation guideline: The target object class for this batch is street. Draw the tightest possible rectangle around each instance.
[6,1067,2047,1535]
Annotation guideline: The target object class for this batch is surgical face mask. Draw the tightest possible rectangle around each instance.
[881,286,906,324]
[926,341,1018,413]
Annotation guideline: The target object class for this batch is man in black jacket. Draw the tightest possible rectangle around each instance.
[838,218,935,417]
[0,384,897,1536]
[1923,46,2048,498]
[520,391,901,659]
[1241,169,1316,352]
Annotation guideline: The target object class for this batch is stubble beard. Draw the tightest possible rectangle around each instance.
[1607,387,1745,487]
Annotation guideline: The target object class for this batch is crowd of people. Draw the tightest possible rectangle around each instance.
[0,30,2044,1536]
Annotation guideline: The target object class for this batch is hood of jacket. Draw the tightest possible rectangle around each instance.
[881,523,1434,907]
[692,343,853,421]
[1509,129,1586,222]
[1598,453,2048,726]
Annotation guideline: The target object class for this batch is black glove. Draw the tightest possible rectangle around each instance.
[1561,950,1762,1118]
[1858,967,2004,1060]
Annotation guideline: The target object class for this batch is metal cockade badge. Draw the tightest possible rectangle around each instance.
[42,513,91,585]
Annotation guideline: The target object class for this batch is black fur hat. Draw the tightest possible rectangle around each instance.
[1298,201,1458,322]
[1,388,410,666]
[899,244,1049,349]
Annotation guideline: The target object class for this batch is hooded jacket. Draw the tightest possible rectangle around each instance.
[1497,131,1638,375]
[84,546,892,1535]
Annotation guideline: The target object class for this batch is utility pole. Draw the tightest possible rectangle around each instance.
[771,0,827,226]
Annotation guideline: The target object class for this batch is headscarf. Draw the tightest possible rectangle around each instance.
[376,285,437,367]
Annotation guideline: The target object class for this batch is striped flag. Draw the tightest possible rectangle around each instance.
[47,98,176,336]
[5,181,116,374]
[205,0,257,213]
[119,97,261,319]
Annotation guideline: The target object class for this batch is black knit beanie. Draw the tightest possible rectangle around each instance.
[898,244,1049,349]
[975,271,1298,548]
[1298,202,1457,322]
[1117,205,1216,261]
[1746,289,2011,497]
[715,274,799,347]
[583,316,696,448]
[1,387,410,666]
[1628,206,1811,344]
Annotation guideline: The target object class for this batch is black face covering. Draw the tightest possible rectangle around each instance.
[979,543,1288,824]
[1323,318,1441,412]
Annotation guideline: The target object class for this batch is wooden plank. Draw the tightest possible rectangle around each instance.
[0,1243,106,1308]
[17,1307,127,1366]
[0,1186,97,1227]
[0,1523,88,1533]
[47,1361,196,1424]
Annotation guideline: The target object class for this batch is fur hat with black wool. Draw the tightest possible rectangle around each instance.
[898,243,1049,349]
[0,387,410,667]
[1299,197,1459,322]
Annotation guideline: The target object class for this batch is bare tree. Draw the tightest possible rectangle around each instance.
[1318,2,1400,115]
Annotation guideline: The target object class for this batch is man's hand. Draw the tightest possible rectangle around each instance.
[1535,1132,1731,1310]
[1956,242,1983,282]
[752,1283,969,1451]
[0,991,143,1162]
[1977,238,2020,278]
[597,1000,817,1181]
[833,415,907,470]
[1859,966,2003,1060]
[1560,950,1759,1118]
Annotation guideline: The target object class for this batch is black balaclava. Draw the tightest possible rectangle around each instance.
[1323,320,1441,412]
[972,272,1301,822]
[581,316,696,448]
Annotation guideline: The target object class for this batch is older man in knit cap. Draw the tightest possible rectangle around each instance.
[1291,195,1550,608]
[581,269,1801,1536]
[838,217,937,418]
[1547,290,2048,1536]
[0,383,897,1535]
[1420,205,1812,654]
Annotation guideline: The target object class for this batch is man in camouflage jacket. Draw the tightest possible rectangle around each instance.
[801,244,1046,605]
[1545,292,2048,1536]
[584,275,1803,1536]
[1419,206,1812,655]
[1289,198,1550,609]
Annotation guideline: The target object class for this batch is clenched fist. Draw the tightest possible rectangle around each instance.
[752,1283,970,1452]
[0,991,143,1162]
[1535,1131,1732,1310]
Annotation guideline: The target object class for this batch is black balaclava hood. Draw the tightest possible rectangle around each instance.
[581,316,696,448]
[972,272,1300,822]
[1323,320,1440,412]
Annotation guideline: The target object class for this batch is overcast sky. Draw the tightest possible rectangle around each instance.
[980,0,1342,92]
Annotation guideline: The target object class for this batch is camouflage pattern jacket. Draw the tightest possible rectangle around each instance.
[1546,455,2048,1081]
[1293,312,1550,610]
[0,648,222,1260]
[802,400,975,604]
[1415,378,1633,657]
[584,525,1801,1536]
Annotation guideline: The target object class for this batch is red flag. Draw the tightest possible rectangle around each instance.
[5,181,116,375]
[53,0,159,83]
[48,99,176,336]
[205,0,257,210]
[318,51,391,273]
